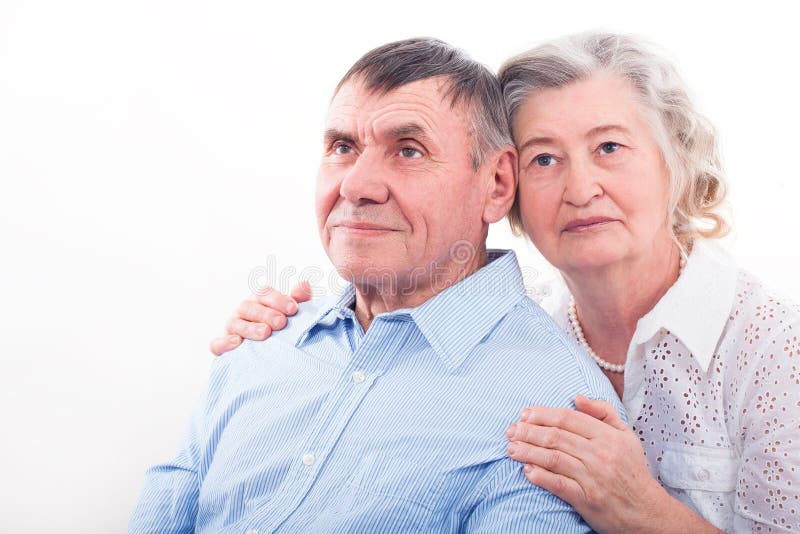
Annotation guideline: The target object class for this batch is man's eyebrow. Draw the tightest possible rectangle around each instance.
[324,128,356,145]
[387,122,429,140]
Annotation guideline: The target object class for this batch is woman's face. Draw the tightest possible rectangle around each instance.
[513,71,674,275]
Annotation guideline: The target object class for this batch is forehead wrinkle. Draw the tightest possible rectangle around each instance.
[328,79,469,156]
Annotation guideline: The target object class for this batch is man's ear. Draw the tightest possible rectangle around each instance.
[482,146,518,224]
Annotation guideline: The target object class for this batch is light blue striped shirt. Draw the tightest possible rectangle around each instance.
[130,250,622,533]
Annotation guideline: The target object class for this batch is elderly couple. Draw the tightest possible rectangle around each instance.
[131,33,799,533]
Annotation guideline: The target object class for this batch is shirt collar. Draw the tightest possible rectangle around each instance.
[293,285,357,347]
[294,250,527,371]
[408,249,526,371]
[631,239,738,372]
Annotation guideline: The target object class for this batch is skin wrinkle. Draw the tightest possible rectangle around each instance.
[316,76,514,330]
[514,71,679,396]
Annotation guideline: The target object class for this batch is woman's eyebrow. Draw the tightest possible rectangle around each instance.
[585,124,631,137]
[518,136,555,153]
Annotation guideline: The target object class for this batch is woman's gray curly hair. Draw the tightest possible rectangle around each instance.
[498,32,729,251]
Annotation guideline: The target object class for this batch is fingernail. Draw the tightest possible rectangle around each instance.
[521,409,532,421]
[508,443,518,455]
[506,424,516,439]
[286,301,297,314]
[255,324,266,336]
[272,317,283,329]
[524,464,534,473]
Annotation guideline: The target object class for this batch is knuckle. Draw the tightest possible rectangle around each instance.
[262,296,286,312]
[258,307,278,322]
[231,318,249,335]
[552,475,569,495]
[544,428,561,448]
[236,300,253,317]
[269,313,287,329]
[553,410,568,427]
[583,487,602,507]
[545,450,562,470]
[252,323,270,339]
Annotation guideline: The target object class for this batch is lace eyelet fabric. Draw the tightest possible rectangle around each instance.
[549,241,800,532]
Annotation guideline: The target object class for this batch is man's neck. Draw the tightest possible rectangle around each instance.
[352,247,489,331]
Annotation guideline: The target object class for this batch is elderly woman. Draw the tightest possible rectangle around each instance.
[211,34,799,532]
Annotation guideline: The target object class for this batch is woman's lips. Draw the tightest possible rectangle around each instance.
[562,217,617,233]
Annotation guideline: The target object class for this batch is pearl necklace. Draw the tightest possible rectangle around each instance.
[567,299,626,373]
[568,256,687,374]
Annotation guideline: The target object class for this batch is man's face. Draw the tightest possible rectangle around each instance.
[316,77,488,290]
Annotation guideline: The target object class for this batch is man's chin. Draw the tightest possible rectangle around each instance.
[330,255,411,289]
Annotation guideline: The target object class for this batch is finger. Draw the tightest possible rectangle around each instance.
[522,463,585,508]
[506,422,588,458]
[209,335,243,356]
[508,441,586,481]
[237,300,289,329]
[226,317,272,341]
[519,405,608,439]
[250,287,298,315]
[574,395,628,431]
[290,281,313,304]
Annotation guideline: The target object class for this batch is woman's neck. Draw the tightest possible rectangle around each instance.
[563,242,683,366]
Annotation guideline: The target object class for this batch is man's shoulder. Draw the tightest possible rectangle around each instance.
[227,293,340,354]
[488,293,582,363]
[474,294,622,413]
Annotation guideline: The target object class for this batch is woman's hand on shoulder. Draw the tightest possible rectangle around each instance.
[209,282,313,356]
[505,395,702,533]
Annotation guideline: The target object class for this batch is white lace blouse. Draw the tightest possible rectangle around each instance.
[547,240,800,532]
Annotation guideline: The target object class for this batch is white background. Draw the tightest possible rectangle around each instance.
[1,0,798,531]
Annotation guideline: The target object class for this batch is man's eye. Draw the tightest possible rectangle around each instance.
[334,143,353,155]
[534,154,556,167]
[599,142,620,154]
[399,147,422,159]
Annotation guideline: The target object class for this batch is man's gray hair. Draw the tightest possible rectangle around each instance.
[499,32,729,249]
[337,38,513,170]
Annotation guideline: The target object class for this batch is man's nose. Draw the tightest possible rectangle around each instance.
[562,156,603,206]
[339,150,390,205]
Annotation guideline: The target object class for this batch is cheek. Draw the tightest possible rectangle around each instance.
[517,178,559,241]
[315,168,340,234]
[623,161,671,226]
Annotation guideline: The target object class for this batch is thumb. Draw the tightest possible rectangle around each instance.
[575,394,627,431]
[290,281,313,303]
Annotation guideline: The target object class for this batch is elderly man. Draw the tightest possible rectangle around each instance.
[130,38,620,533]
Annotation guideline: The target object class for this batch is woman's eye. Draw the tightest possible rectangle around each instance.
[599,142,620,154]
[333,143,353,155]
[399,147,422,159]
[534,154,556,167]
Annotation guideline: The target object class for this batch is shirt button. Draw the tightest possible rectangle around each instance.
[696,468,710,481]
[302,453,316,466]
[352,371,366,384]
[246,530,259,534]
